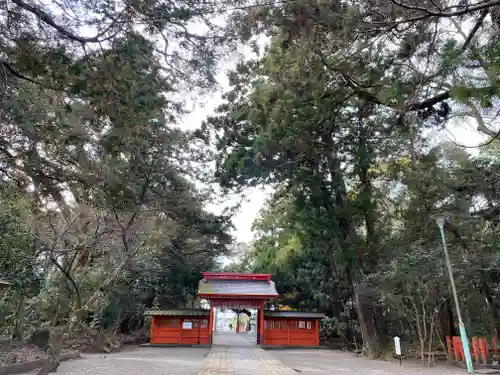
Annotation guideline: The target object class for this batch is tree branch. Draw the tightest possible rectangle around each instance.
[10,0,113,44]
[387,0,500,20]
[49,256,83,309]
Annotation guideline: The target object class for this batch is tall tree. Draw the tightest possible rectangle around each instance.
[206,0,500,358]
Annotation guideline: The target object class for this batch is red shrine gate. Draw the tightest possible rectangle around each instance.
[146,272,324,346]
[198,272,277,344]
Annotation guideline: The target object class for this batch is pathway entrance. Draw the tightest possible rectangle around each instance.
[198,272,279,344]
[212,331,256,346]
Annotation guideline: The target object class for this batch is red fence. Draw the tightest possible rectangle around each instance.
[446,336,499,364]
[150,316,210,345]
[263,318,319,346]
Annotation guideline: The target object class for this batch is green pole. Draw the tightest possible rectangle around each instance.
[436,216,473,374]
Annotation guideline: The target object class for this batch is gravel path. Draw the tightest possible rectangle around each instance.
[20,347,210,375]
[270,349,468,375]
[14,345,473,375]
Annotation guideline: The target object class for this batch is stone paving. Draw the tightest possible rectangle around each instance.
[212,331,256,346]
[200,346,296,375]
[203,332,468,375]
[16,337,472,375]
[200,331,297,374]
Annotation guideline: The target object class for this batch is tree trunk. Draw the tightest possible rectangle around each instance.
[438,298,457,341]
[428,319,435,367]
[356,127,378,269]
[13,294,25,340]
[355,287,382,358]
[481,281,500,339]
[95,327,111,353]
[37,312,85,375]
[413,304,425,362]
[85,252,134,309]
[37,333,63,375]
[51,298,60,326]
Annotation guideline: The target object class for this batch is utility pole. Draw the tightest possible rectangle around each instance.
[435,215,473,374]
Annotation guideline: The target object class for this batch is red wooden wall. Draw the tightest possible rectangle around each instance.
[262,318,319,346]
[150,316,210,345]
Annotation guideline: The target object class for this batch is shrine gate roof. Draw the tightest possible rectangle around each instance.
[264,311,325,319]
[197,272,279,299]
[0,279,10,289]
[144,309,210,317]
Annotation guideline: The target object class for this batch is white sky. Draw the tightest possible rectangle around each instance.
[180,66,272,243]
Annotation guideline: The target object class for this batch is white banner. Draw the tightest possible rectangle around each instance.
[394,336,401,356]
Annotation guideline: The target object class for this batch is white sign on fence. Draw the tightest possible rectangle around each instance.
[394,336,401,356]
[182,322,192,330]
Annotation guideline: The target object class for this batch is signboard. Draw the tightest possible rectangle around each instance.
[182,322,192,330]
[394,336,401,355]
[394,336,402,365]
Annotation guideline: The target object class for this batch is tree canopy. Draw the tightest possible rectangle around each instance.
[203,0,500,359]
[0,0,236,356]
[4,0,500,365]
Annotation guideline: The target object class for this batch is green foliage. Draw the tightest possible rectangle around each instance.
[204,0,500,356]
[0,0,237,343]
[0,189,41,296]
[5,0,500,358]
